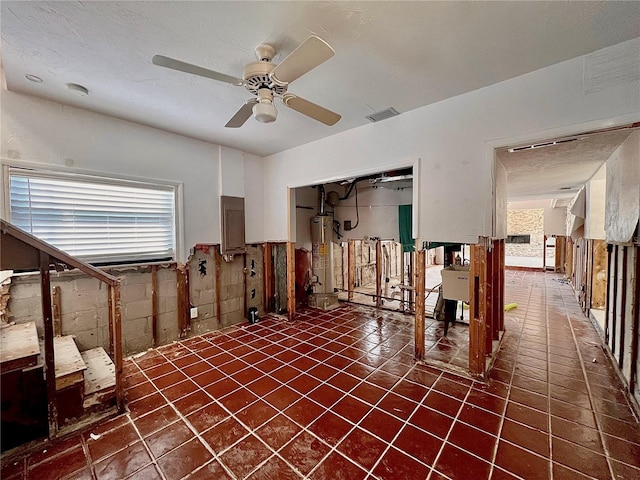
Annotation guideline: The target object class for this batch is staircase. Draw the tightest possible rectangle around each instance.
[1,322,115,451]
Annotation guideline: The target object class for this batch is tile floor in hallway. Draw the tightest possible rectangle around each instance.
[2,271,640,480]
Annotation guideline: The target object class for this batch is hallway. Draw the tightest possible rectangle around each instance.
[2,271,639,479]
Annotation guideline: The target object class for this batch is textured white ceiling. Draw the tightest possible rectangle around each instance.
[1,1,639,158]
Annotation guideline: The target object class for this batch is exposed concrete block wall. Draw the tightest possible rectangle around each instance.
[63,277,110,352]
[7,273,112,352]
[219,253,246,328]
[506,209,544,258]
[119,269,154,355]
[188,247,217,337]
[150,268,179,349]
[3,243,265,356]
[4,276,44,335]
[246,245,265,316]
[5,266,177,355]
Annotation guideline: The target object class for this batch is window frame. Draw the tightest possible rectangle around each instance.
[2,162,183,266]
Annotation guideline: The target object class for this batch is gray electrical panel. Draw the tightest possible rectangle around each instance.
[221,196,246,255]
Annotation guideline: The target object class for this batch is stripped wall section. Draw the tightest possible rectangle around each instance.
[604,244,639,407]
[3,244,265,356]
[245,245,265,318]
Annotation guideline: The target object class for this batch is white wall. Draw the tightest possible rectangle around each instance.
[544,207,568,236]
[0,90,257,261]
[244,154,265,244]
[217,145,264,246]
[219,146,245,198]
[334,185,412,242]
[508,199,550,210]
[605,130,640,243]
[585,162,607,240]
[262,39,640,244]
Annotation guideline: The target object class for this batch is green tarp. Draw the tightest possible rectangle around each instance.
[398,204,414,252]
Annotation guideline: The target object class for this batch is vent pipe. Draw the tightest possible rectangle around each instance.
[319,185,326,215]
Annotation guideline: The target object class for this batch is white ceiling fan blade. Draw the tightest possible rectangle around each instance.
[282,94,341,126]
[152,55,244,86]
[225,99,258,128]
[270,36,335,85]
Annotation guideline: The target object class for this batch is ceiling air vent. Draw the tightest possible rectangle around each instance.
[508,137,579,153]
[366,107,399,123]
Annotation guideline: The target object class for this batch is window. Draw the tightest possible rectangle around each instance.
[8,168,176,264]
[506,234,531,244]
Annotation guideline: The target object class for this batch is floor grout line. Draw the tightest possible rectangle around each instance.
[486,268,533,480]
[544,271,554,480]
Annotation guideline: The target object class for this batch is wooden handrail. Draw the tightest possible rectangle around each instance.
[1,218,125,434]
[1,219,118,286]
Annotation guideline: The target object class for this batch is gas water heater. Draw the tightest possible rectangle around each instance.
[311,215,332,292]
[309,187,339,310]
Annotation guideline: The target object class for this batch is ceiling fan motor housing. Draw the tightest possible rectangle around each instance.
[243,61,287,95]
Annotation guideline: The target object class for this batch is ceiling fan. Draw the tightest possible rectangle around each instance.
[152,36,341,128]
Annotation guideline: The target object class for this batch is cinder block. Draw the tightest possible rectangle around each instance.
[189,316,218,335]
[74,277,101,292]
[192,288,215,306]
[7,281,41,300]
[120,271,151,286]
[219,269,233,287]
[122,316,151,338]
[220,311,244,328]
[232,271,245,285]
[60,290,105,314]
[156,267,176,282]
[121,283,149,303]
[220,297,241,315]
[157,296,177,315]
[157,322,180,345]
[196,302,215,320]
[124,334,153,356]
[7,297,43,331]
[60,309,99,334]
[246,282,263,297]
[157,311,178,332]
[220,284,243,301]
[158,280,177,298]
[72,329,99,351]
[189,252,214,291]
[97,325,111,352]
[125,299,152,320]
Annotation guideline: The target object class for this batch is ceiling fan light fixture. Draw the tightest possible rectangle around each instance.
[253,101,277,123]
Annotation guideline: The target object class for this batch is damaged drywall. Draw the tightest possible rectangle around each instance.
[605,130,640,243]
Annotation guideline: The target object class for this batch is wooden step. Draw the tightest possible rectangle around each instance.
[81,347,115,409]
[0,322,40,373]
[54,336,86,390]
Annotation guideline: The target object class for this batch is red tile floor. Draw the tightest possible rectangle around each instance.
[2,271,640,479]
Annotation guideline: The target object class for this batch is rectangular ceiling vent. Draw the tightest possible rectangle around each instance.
[366,107,399,123]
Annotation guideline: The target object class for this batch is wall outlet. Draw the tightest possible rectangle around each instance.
[190,307,198,319]
[344,220,352,231]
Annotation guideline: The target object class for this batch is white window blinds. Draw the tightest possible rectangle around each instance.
[9,168,176,264]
